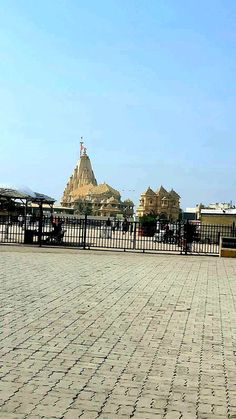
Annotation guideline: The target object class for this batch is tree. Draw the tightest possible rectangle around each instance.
[74,199,93,215]
[139,213,157,237]
[178,208,183,221]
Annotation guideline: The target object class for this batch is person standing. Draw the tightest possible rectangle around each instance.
[105,218,112,238]
[18,214,24,227]
[184,221,196,253]
[122,218,129,234]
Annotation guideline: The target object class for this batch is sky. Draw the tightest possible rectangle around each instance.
[0,0,236,210]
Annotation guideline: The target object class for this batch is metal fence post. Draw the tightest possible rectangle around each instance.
[83,214,88,249]
[38,203,43,247]
[184,221,188,255]
[133,221,137,250]
[232,222,235,237]
[24,200,27,233]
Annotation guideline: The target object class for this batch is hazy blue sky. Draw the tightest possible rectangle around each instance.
[1,0,236,209]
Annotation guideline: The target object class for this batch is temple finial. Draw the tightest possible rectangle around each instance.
[80,137,87,156]
[80,137,84,157]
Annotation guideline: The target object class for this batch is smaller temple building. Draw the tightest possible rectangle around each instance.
[136,185,180,221]
[61,142,134,218]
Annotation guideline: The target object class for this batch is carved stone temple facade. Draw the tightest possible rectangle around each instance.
[136,186,180,221]
[61,143,134,217]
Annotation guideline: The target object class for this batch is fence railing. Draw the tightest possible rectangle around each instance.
[0,215,235,255]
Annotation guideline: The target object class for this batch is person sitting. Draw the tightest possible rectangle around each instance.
[45,217,65,244]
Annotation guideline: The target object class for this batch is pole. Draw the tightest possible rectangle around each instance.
[133,221,137,250]
[38,202,43,247]
[83,213,87,249]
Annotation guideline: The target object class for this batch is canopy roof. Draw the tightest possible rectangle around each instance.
[0,186,55,204]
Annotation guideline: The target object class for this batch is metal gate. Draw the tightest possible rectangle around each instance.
[1,215,235,255]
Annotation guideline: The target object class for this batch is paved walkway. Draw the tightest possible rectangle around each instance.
[1,246,236,419]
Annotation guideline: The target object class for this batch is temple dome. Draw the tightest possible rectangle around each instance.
[89,183,120,198]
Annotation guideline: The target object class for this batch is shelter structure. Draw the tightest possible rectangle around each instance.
[0,186,56,246]
[0,186,55,212]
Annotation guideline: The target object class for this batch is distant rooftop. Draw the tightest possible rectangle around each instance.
[201,208,236,215]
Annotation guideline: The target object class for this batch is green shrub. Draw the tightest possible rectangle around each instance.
[139,214,157,236]
[139,213,157,227]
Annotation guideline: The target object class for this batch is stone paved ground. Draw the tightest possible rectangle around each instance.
[1,246,236,419]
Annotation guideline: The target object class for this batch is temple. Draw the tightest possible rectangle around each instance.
[136,185,180,221]
[61,142,134,217]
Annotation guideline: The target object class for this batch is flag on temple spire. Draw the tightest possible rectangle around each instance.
[80,137,84,156]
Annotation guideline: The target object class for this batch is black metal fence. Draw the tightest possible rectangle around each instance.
[1,215,235,255]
